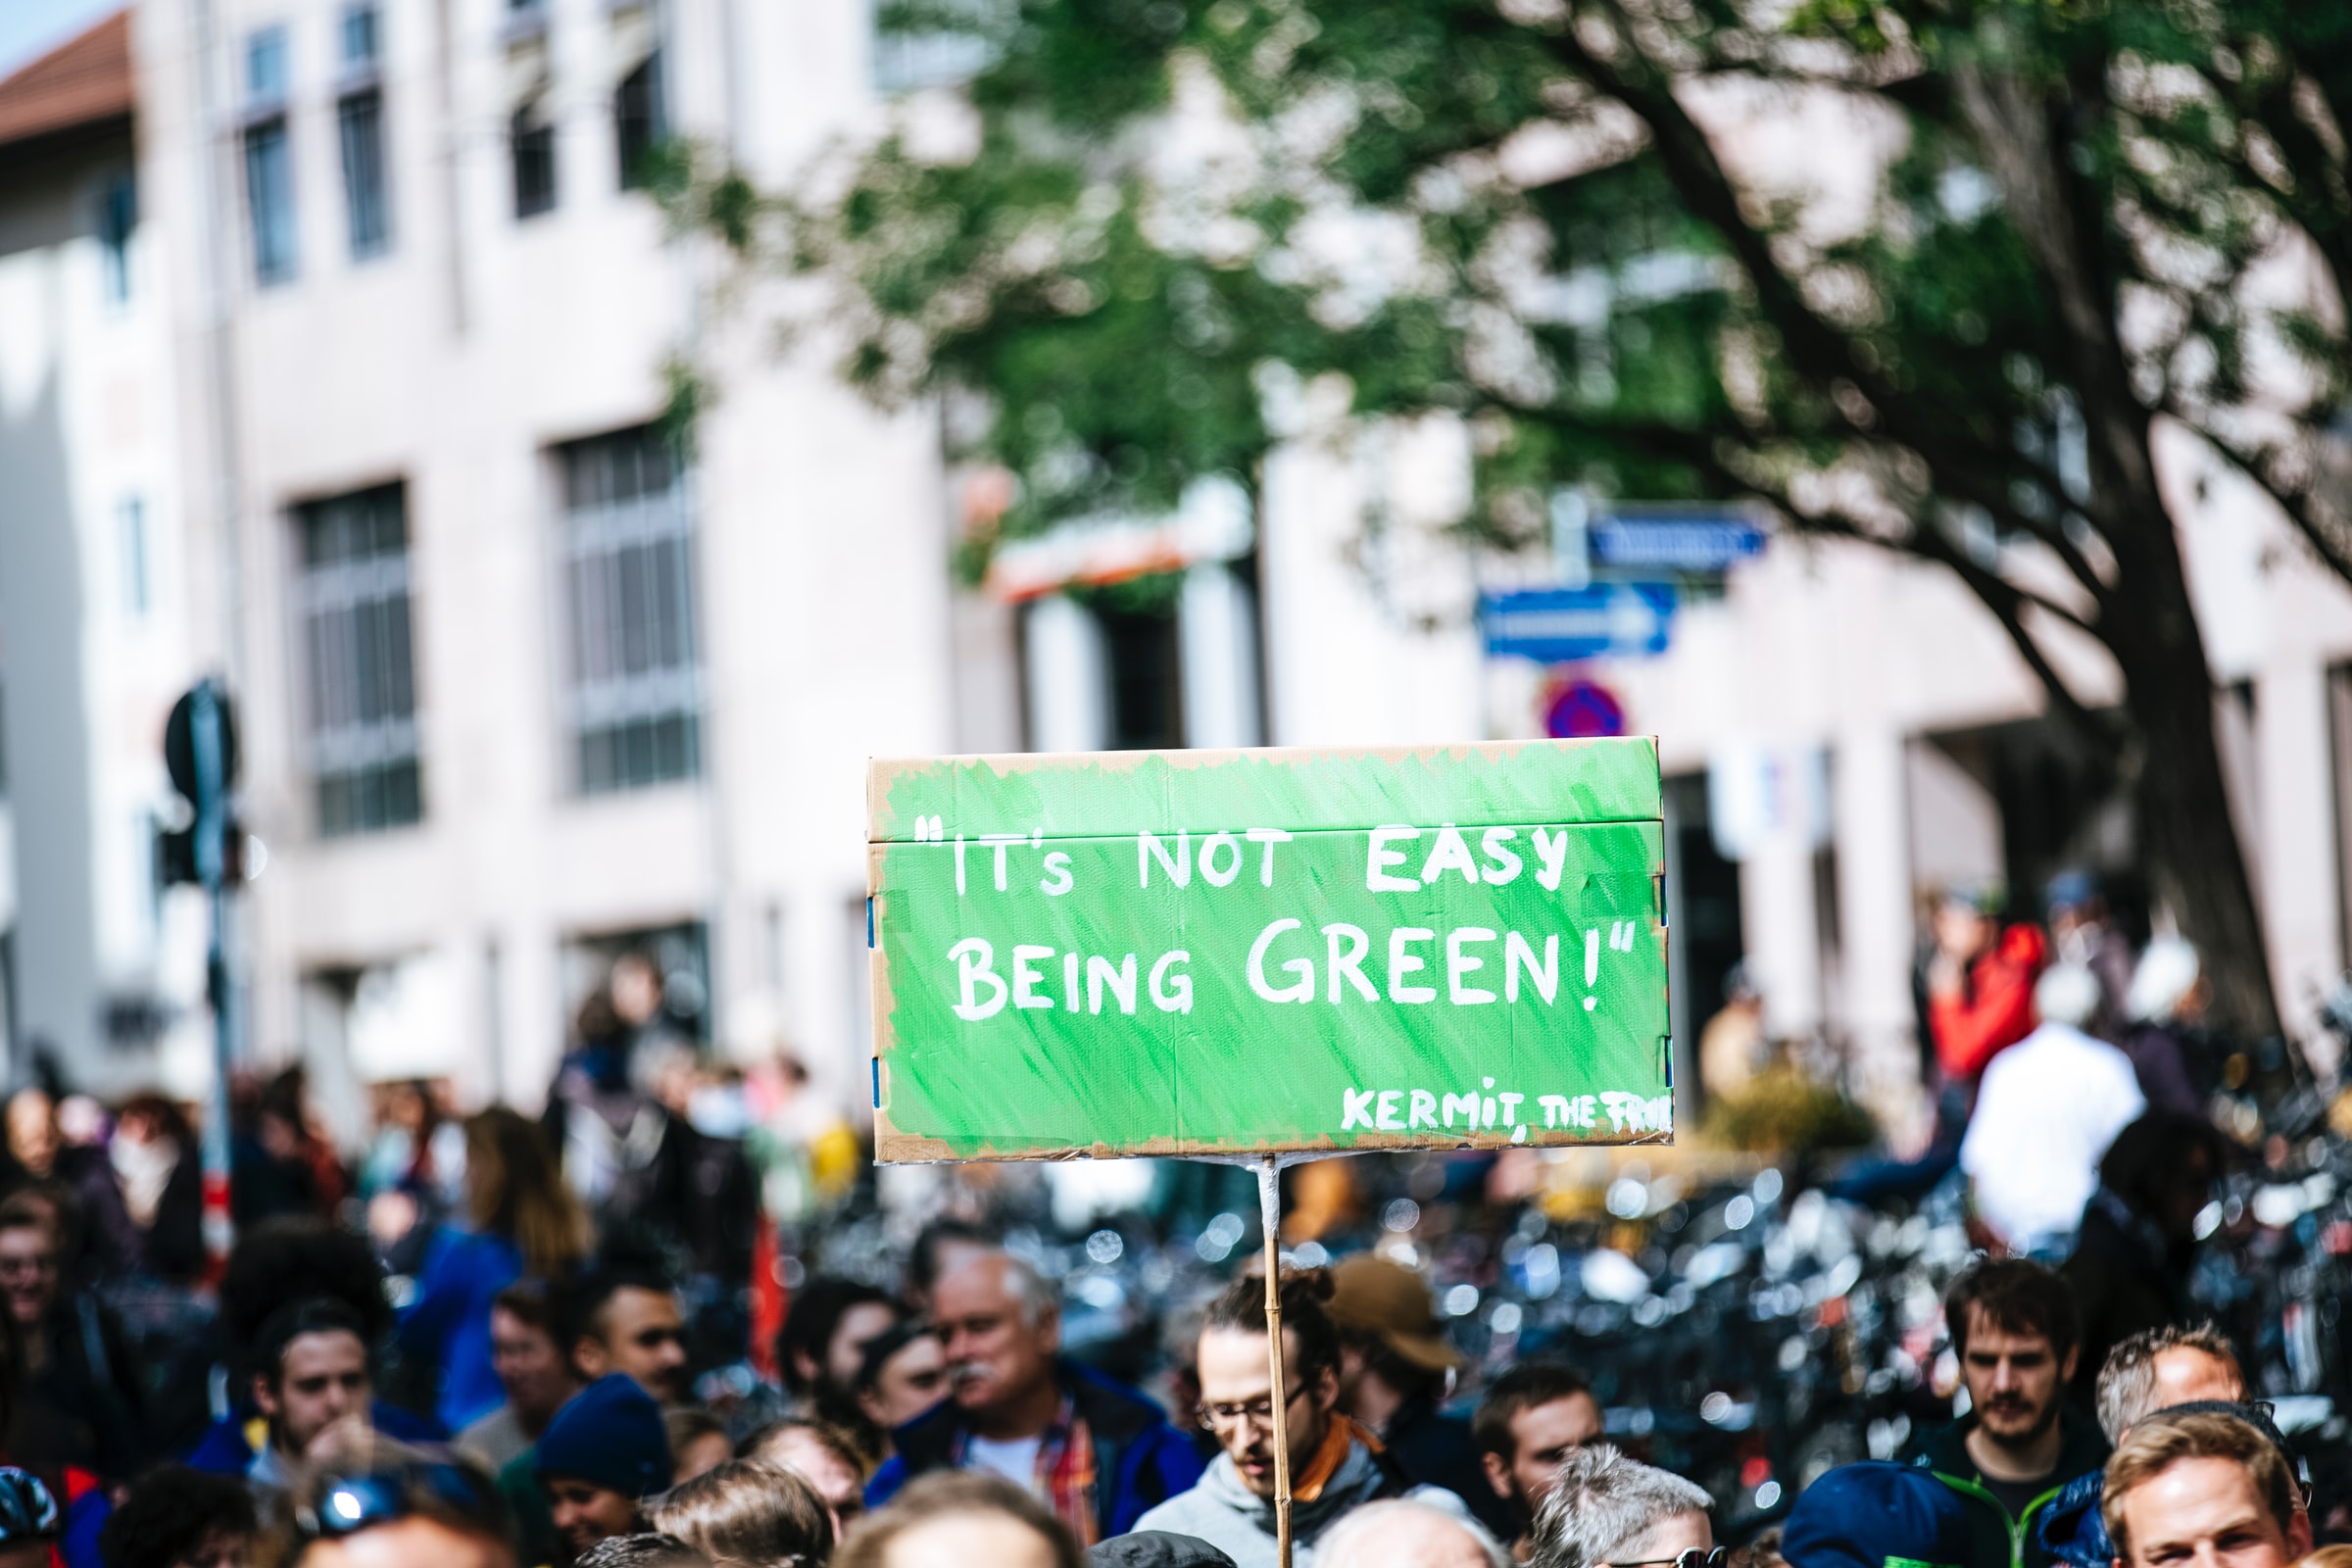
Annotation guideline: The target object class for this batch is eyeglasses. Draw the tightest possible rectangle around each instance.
[292,1462,503,1542]
[1611,1550,1726,1568]
[1197,1383,1308,1432]
[0,1468,57,1542]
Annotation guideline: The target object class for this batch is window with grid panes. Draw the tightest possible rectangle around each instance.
[296,484,422,835]
[558,429,701,794]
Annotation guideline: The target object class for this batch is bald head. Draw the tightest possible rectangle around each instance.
[1317,1500,1507,1567]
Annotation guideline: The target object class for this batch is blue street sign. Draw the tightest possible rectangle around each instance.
[1590,512,1766,572]
[1481,582,1677,662]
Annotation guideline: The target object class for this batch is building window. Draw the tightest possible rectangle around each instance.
[118,496,148,618]
[342,3,378,63]
[247,25,288,99]
[339,91,390,256]
[513,101,557,219]
[96,170,135,304]
[245,122,295,282]
[614,54,665,190]
[296,484,422,836]
[244,27,295,285]
[559,428,700,794]
[1101,603,1183,750]
[339,7,390,258]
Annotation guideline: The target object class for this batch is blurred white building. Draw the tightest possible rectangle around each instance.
[3,0,2348,1143]
[0,13,213,1101]
[0,0,962,1132]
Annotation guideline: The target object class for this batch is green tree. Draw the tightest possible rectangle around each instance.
[686,0,2352,1036]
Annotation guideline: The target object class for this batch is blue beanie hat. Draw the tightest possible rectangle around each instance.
[1782,1463,1975,1568]
[534,1375,673,1498]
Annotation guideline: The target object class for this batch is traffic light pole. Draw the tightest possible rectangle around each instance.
[190,678,238,1271]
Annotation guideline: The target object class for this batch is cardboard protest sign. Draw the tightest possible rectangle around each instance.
[865,738,1670,1161]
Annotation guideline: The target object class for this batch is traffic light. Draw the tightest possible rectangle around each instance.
[159,680,240,888]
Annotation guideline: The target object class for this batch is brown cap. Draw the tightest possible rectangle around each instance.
[1326,1254,1463,1373]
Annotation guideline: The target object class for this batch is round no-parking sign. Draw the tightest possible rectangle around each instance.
[1544,675,1627,739]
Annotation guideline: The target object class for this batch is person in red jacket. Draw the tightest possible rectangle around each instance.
[1928,886,2050,1082]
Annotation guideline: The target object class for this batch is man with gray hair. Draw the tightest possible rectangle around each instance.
[1530,1446,1714,1568]
[2034,1325,2248,1568]
[2094,1324,2243,1445]
[1315,1497,1511,1567]
[864,1250,1202,1546]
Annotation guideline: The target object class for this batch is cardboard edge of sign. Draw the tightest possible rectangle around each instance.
[864,735,1663,840]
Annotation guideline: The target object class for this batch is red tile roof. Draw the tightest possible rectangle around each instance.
[0,11,132,153]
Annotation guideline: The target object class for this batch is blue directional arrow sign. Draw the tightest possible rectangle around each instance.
[1590,511,1766,572]
[1480,581,1678,662]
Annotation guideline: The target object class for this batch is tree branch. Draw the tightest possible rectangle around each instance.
[1544,9,2125,612]
[1503,401,2116,722]
[2172,402,2352,585]
[1792,503,2120,752]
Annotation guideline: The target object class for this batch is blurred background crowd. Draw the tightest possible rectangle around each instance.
[0,884,2323,1568]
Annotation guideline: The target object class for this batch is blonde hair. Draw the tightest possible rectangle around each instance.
[2104,1410,2296,1559]
[834,1473,1080,1568]
[465,1106,590,1279]
[646,1460,832,1568]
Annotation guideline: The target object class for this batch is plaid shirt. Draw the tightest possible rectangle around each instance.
[954,1396,1100,1546]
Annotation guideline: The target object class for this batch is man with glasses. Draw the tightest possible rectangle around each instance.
[1528,1446,1714,1568]
[868,1251,1200,1545]
[1473,1363,1604,1562]
[1136,1269,1473,1566]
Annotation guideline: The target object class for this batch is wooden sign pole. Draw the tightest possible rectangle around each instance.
[1259,1154,1293,1567]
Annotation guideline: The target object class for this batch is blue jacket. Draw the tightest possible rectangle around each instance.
[2035,1469,2111,1568]
[866,1360,1204,1541]
[397,1227,525,1433]
[2035,1400,2297,1568]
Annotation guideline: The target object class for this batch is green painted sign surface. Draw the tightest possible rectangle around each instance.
[866,739,1671,1161]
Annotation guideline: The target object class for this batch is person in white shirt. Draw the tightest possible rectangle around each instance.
[1960,962,2146,1257]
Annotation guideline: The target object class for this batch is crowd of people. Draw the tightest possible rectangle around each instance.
[0,1218,2329,1568]
[0,871,2315,1568]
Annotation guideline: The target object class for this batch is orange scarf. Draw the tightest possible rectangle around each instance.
[1291,1414,1382,1503]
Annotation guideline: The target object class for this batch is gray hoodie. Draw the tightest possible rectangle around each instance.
[1132,1435,1469,1568]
